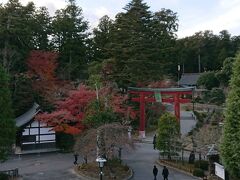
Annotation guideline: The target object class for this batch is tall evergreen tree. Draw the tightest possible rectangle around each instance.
[32,7,52,50]
[11,74,34,117]
[221,52,240,178]
[0,65,15,161]
[150,9,178,74]
[51,0,90,80]
[108,0,153,87]
[216,30,234,67]
[107,0,178,87]
[92,15,113,62]
[0,0,36,74]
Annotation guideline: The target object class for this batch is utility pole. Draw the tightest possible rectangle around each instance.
[178,65,180,87]
[198,53,201,73]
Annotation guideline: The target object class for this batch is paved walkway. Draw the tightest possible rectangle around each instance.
[0,153,79,180]
[180,111,197,135]
[0,143,199,180]
[166,103,197,135]
[123,135,199,180]
[1,138,198,180]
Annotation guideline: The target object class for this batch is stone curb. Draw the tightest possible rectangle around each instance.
[72,166,134,180]
[124,167,134,180]
[156,160,202,180]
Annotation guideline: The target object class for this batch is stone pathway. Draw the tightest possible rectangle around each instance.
[0,153,79,180]
[123,136,199,180]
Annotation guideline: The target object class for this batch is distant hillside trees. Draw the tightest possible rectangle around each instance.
[175,30,240,74]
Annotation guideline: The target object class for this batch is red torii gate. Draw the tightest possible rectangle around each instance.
[128,87,194,138]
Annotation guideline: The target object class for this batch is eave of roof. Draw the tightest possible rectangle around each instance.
[15,102,40,127]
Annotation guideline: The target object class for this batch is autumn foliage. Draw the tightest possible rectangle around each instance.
[37,85,136,135]
[36,85,96,134]
[27,50,59,102]
[98,87,136,121]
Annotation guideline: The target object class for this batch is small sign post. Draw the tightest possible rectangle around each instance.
[214,162,225,180]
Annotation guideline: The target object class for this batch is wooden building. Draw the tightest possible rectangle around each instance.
[15,103,56,152]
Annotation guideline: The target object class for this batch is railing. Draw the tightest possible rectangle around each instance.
[0,168,19,178]
[159,149,207,161]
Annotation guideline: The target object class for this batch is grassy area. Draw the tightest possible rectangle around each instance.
[160,159,195,174]
[76,159,131,180]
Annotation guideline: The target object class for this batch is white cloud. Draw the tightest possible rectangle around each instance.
[94,6,110,18]
[24,0,66,14]
[178,1,240,38]
[219,0,240,9]
[1,0,67,15]
[1,0,240,38]
[83,6,115,30]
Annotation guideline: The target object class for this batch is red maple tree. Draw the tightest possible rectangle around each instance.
[37,84,137,135]
[27,50,59,102]
[36,85,96,135]
[99,86,136,123]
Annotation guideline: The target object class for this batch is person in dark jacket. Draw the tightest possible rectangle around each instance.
[153,134,157,150]
[162,166,169,180]
[73,153,79,165]
[153,165,158,180]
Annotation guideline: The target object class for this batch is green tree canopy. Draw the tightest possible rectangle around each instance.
[216,57,235,86]
[156,113,180,158]
[197,71,219,90]
[92,15,113,63]
[0,0,36,74]
[105,0,178,87]
[0,65,15,161]
[51,0,90,80]
[221,52,240,178]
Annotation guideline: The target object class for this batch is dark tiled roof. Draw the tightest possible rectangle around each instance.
[179,73,202,86]
[15,103,40,127]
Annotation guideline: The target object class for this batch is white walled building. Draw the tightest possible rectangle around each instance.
[15,103,56,152]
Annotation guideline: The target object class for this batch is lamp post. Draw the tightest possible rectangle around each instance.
[96,157,106,180]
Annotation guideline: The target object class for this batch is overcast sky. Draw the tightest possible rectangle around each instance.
[1,0,240,38]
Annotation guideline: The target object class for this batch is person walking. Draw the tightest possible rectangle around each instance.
[162,166,169,180]
[73,153,79,165]
[153,134,157,150]
[153,165,158,180]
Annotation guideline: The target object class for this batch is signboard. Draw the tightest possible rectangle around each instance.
[215,162,225,180]
[154,92,162,103]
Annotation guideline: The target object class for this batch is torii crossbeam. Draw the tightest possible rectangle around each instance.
[128,87,194,138]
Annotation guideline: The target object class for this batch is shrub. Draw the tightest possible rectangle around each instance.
[194,160,209,171]
[209,88,225,105]
[108,158,122,166]
[197,72,219,90]
[193,168,204,177]
[56,132,74,152]
[0,173,9,180]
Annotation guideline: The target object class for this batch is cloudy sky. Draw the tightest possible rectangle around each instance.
[1,0,240,38]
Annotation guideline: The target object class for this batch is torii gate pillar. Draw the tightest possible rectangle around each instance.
[128,87,194,139]
[139,92,146,138]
